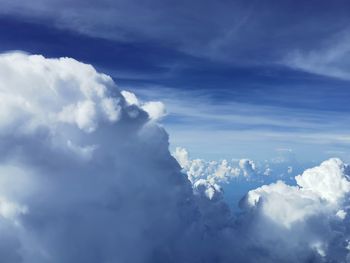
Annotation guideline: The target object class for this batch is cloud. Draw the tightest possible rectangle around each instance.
[240,158,350,260]
[284,32,350,80]
[239,159,256,177]
[173,147,251,185]
[2,0,350,64]
[0,51,201,262]
[130,85,350,163]
[172,147,301,186]
[121,90,166,120]
[176,146,350,261]
[2,51,350,262]
[244,158,350,225]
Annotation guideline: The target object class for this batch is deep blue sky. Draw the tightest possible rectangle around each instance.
[1,0,350,161]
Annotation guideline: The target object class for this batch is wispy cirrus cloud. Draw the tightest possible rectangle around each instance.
[1,0,350,65]
[285,32,350,80]
[127,85,350,162]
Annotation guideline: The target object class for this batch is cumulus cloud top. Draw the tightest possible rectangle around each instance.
[235,158,350,261]
[295,158,350,203]
[244,158,350,228]
[0,52,124,134]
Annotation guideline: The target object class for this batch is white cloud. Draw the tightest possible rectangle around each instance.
[0,51,123,135]
[193,179,223,201]
[240,158,350,261]
[0,52,201,262]
[173,147,243,186]
[244,158,350,227]
[141,101,167,121]
[0,198,27,223]
[173,147,294,190]
[295,158,350,204]
[121,90,140,106]
[239,159,256,177]
[121,90,166,121]
[2,51,350,262]
[336,209,347,220]
[244,180,323,227]
[263,167,272,176]
[285,33,350,80]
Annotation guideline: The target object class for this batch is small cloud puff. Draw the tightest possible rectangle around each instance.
[121,90,166,120]
[239,159,256,177]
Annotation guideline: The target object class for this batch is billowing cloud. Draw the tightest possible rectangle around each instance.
[0,51,199,262]
[240,158,350,261]
[173,147,259,185]
[172,147,301,186]
[2,51,350,263]
[174,149,350,261]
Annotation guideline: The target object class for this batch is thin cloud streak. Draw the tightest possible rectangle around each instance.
[284,31,350,80]
[126,86,350,161]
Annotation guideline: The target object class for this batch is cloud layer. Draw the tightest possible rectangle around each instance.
[1,52,350,262]
[2,0,350,65]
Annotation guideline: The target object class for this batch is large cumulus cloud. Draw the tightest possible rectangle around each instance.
[240,158,350,262]
[0,52,201,263]
[1,51,350,263]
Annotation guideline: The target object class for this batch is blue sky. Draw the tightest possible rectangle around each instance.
[1,0,350,162]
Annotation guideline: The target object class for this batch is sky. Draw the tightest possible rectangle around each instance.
[1,0,350,163]
[2,1,350,262]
